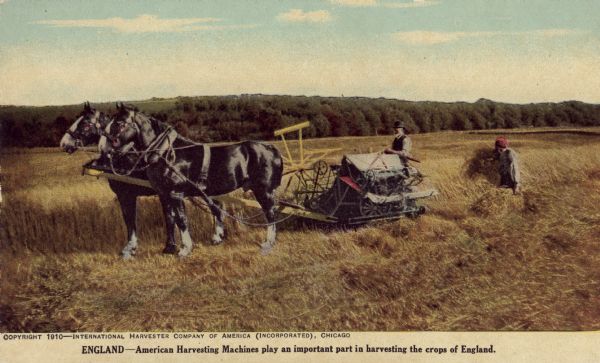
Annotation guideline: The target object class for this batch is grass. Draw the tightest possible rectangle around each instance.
[1,129,600,332]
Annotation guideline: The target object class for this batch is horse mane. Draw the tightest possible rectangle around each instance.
[127,108,202,146]
[79,106,96,117]
[121,104,139,112]
[147,117,201,145]
[147,115,168,135]
[136,112,176,139]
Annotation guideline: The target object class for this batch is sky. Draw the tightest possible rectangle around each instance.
[1,0,600,106]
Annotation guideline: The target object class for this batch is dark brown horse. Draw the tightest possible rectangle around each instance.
[103,104,283,256]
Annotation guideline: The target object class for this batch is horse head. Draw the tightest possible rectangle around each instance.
[104,103,140,151]
[60,101,110,154]
[103,102,176,164]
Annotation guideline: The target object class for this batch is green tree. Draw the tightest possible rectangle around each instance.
[310,114,331,137]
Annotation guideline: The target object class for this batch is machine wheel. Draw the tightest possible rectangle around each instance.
[286,160,335,206]
[313,159,330,178]
[359,198,391,218]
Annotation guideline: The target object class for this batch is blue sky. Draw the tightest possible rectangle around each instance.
[1,0,599,105]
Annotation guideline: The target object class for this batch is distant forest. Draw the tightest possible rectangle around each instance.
[2,95,600,147]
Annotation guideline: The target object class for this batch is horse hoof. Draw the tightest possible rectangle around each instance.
[162,245,178,254]
[121,252,134,260]
[260,243,274,255]
[178,249,192,258]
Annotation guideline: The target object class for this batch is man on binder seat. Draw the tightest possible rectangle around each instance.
[384,121,420,186]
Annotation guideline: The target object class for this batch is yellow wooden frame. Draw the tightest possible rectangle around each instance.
[273,121,341,174]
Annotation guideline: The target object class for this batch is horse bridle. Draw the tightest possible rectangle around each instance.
[67,112,108,145]
[107,112,142,154]
[106,112,157,176]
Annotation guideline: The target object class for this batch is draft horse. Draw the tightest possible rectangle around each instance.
[60,102,167,259]
[104,103,283,256]
[60,101,110,153]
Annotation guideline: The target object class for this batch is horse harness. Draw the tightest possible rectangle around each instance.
[110,119,211,190]
[67,112,107,144]
[106,115,292,226]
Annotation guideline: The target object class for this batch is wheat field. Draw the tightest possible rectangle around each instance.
[1,129,600,332]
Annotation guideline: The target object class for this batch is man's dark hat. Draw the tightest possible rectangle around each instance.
[393,121,406,129]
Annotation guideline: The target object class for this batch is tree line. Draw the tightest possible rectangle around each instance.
[1,95,600,148]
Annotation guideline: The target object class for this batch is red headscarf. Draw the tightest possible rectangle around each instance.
[495,136,509,149]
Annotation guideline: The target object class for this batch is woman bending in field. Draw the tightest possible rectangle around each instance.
[494,136,521,195]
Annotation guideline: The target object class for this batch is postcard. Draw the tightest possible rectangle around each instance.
[1,1,598,362]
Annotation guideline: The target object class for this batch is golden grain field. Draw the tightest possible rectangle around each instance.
[1,129,600,332]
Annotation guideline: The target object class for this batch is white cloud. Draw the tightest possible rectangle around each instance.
[393,29,585,45]
[330,0,439,8]
[383,0,439,9]
[534,29,581,38]
[329,0,377,7]
[277,9,332,23]
[393,31,474,44]
[33,14,229,33]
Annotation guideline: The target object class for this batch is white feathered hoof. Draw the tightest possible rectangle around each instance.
[260,242,274,256]
[121,251,135,260]
[178,247,192,258]
[177,249,192,258]
[260,224,276,255]
[178,230,193,258]
[211,224,225,245]
[211,233,224,245]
